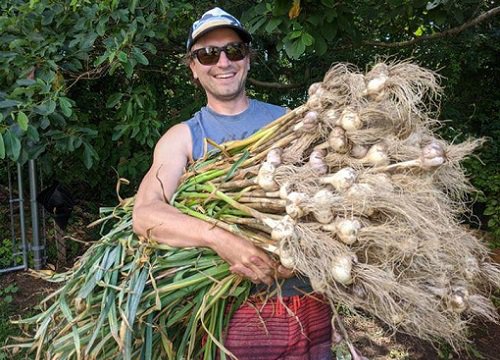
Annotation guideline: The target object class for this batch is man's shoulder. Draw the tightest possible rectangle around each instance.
[183,108,204,125]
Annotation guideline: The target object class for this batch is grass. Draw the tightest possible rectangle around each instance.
[0,301,21,360]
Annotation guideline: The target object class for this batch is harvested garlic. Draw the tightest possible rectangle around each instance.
[420,141,445,169]
[263,215,298,242]
[320,167,357,192]
[331,255,353,285]
[279,249,295,268]
[448,286,469,314]
[266,148,283,166]
[309,148,328,175]
[286,192,309,218]
[308,82,323,97]
[312,189,335,223]
[322,217,362,245]
[350,143,369,159]
[328,127,349,153]
[339,109,362,131]
[257,162,279,191]
[294,111,319,132]
[361,143,389,166]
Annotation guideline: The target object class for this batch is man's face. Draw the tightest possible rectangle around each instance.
[189,28,250,103]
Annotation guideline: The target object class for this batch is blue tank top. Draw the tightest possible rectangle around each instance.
[184,99,313,296]
[184,99,286,160]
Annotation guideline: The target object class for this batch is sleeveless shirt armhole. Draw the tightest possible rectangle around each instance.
[201,137,208,161]
[185,119,202,161]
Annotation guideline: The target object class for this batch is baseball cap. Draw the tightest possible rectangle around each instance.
[186,7,252,50]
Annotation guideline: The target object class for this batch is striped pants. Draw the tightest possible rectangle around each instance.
[222,295,333,360]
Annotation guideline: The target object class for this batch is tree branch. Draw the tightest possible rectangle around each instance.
[363,6,500,48]
[247,77,305,89]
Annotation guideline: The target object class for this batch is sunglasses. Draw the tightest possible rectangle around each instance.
[190,42,249,65]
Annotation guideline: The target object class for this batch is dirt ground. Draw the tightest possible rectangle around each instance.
[1,263,499,360]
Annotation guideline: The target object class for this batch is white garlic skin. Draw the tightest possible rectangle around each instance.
[331,255,353,285]
[257,162,279,191]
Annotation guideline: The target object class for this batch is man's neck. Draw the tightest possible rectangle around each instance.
[206,94,250,115]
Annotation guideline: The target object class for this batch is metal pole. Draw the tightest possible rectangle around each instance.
[28,159,43,270]
[16,163,28,270]
[7,164,17,246]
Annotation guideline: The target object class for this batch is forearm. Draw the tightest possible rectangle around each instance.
[132,200,223,249]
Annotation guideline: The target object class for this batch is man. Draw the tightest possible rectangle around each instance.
[133,7,332,359]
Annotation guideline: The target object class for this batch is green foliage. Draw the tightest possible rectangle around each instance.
[0,0,498,237]
[0,284,18,305]
[0,239,22,268]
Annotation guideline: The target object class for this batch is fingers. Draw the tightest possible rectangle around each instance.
[249,254,274,268]
[229,263,273,286]
[276,264,294,279]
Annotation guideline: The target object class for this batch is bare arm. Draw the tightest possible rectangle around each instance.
[132,124,285,284]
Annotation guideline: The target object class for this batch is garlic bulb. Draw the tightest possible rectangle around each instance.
[365,63,390,97]
[366,73,389,96]
[279,249,295,269]
[308,149,328,175]
[310,276,329,293]
[285,192,309,219]
[312,189,335,224]
[266,148,282,166]
[308,82,323,97]
[338,109,362,131]
[322,217,362,245]
[362,143,389,166]
[328,127,349,153]
[294,111,319,132]
[420,141,446,169]
[320,167,357,192]
[257,162,279,191]
[350,143,369,159]
[448,286,469,313]
[266,215,298,242]
[331,255,353,285]
[323,108,338,126]
[464,256,480,281]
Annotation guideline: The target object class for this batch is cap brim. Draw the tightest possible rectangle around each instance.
[189,25,252,49]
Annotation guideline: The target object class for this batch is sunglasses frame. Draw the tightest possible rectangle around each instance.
[190,42,249,65]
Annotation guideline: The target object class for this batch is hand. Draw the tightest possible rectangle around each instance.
[275,264,294,279]
[212,232,275,286]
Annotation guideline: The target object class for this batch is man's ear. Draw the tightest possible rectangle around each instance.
[189,61,198,79]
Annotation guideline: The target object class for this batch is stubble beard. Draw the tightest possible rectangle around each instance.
[207,78,247,102]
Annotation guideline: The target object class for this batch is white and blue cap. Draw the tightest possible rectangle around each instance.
[186,7,252,50]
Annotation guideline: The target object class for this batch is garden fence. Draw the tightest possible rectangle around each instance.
[0,159,46,274]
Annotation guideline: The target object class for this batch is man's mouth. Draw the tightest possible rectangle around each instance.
[214,73,236,79]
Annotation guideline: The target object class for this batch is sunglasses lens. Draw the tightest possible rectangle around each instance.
[196,48,220,65]
[225,44,247,61]
[193,43,248,65]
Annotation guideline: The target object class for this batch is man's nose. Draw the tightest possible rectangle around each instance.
[216,51,231,67]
